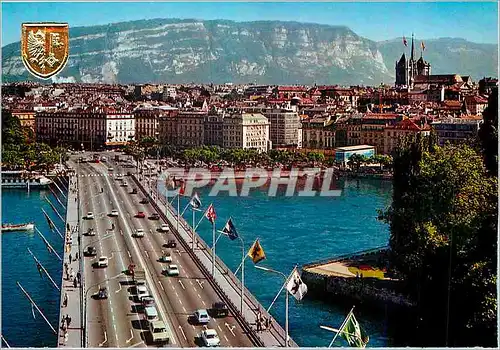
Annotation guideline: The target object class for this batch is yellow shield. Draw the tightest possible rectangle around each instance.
[21,23,69,79]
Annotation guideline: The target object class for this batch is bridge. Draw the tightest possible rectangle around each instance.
[57,152,295,348]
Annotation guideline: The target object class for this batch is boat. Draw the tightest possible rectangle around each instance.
[1,223,35,232]
[1,170,52,188]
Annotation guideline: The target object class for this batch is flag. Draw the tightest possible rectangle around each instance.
[286,268,308,301]
[43,212,55,230]
[205,204,216,224]
[36,261,43,277]
[221,218,238,240]
[247,239,266,264]
[165,175,175,189]
[189,193,202,209]
[403,36,408,47]
[178,180,186,196]
[31,304,36,319]
[421,41,425,51]
[340,312,369,348]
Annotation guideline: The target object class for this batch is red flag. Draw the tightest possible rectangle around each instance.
[403,36,408,47]
[205,204,216,224]
[178,180,186,196]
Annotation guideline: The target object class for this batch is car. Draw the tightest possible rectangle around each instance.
[97,256,108,268]
[122,181,129,187]
[158,253,172,263]
[159,224,170,233]
[101,156,107,162]
[96,287,108,299]
[165,264,179,276]
[86,212,94,220]
[107,167,114,172]
[136,285,149,298]
[115,175,123,181]
[86,228,96,236]
[141,296,155,307]
[109,209,119,217]
[150,320,169,344]
[136,211,146,218]
[194,309,210,324]
[210,302,229,318]
[85,246,97,257]
[131,188,137,194]
[200,329,220,347]
[139,198,149,204]
[135,279,146,286]
[134,228,145,238]
[149,213,160,220]
[164,240,176,248]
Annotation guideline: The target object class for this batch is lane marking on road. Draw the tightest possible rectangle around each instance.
[179,299,183,305]
[127,250,131,258]
[178,325,187,341]
[191,325,195,330]
[109,252,114,260]
[98,331,107,347]
[179,280,185,290]
[120,230,123,236]
[128,340,144,348]
[225,323,236,337]
[115,282,122,293]
[224,335,229,342]
[217,325,222,332]
[126,329,134,343]
[196,279,204,289]
[189,280,193,285]
[144,250,149,258]
[193,287,197,293]
[201,300,206,307]
[197,293,201,299]
[160,282,165,291]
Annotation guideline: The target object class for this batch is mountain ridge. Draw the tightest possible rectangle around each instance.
[2,18,497,84]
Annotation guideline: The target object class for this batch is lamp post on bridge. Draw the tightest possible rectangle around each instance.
[255,265,290,348]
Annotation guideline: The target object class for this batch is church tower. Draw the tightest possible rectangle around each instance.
[395,33,431,90]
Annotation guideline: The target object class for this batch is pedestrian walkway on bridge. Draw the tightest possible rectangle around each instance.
[57,172,83,347]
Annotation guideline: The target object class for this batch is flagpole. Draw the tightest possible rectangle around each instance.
[212,221,216,276]
[16,282,57,334]
[192,208,196,251]
[239,235,245,317]
[328,306,355,348]
[35,227,62,261]
[42,208,64,239]
[27,248,60,291]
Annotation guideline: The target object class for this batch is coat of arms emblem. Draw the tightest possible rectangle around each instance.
[21,23,69,79]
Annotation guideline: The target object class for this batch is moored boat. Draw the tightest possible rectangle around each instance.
[1,223,35,232]
[1,170,52,188]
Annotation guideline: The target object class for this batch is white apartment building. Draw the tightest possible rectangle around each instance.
[223,113,270,152]
[106,113,135,146]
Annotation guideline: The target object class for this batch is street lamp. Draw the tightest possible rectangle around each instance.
[255,265,289,347]
[84,273,124,347]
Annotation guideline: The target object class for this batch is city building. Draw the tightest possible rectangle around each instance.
[431,117,483,146]
[335,145,376,166]
[105,112,135,146]
[223,113,270,152]
[11,109,36,132]
[360,113,401,154]
[301,115,336,149]
[204,111,225,147]
[176,111,206,147]
[383,117,431,155]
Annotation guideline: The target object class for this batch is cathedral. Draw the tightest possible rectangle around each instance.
[395,34,431,89]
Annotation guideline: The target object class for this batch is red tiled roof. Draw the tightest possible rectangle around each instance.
[387,118,422,131]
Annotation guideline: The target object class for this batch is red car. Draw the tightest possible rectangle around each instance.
[135,211,146,218]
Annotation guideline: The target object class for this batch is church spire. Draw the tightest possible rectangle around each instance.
[410,33,415,62]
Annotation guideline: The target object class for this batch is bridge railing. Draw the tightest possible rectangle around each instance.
[132,175,266,347]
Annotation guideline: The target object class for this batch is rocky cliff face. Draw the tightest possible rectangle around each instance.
[2,19,497,84]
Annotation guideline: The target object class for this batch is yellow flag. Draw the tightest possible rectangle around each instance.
[247,239,266,264]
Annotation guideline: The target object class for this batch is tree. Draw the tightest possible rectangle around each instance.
[478,87,498,176]
[380,133,497,347]
[347,154,367,172]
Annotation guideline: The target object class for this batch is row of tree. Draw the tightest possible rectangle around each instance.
[1,111,67,172]
[380,88,497,346]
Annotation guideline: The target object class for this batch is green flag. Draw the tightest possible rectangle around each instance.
[340,312,369,348]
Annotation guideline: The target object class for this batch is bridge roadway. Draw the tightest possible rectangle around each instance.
[75,155,256,347]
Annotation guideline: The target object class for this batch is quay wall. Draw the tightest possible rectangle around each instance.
[301,248,414,313]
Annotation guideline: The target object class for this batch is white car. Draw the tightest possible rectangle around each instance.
[159,224,170,232]
[109,209,119,217]
[165,264,179,276]
[134,228,145,238]
[136,285,149,298]
[115,175,123,181]
[150,320,169,344]
[86,228,96,236]
[97,256,108,268]
[122,181,128,187]
[86,212,94,219]
[200,329,220,347]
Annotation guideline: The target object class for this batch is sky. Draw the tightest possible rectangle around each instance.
[1,1,498,47]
